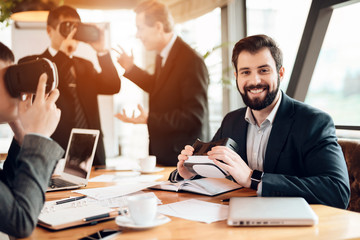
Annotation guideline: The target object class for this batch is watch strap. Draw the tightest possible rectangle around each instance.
[250,170,263,190]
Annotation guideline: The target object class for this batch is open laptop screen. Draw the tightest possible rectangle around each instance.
[63,132,98,179]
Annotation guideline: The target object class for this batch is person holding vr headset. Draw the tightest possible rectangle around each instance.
[19,5,121,166]
[0,42,64,238]
[172,35,350,209]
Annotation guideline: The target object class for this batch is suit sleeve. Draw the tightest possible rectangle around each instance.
[124,65,156,93]
[152,59,209,134]
[52,51,120,95]
[261,113,350,209]
[95,53,121,94]
[0,135,64,238]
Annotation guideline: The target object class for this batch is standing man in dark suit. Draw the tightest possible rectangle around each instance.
[0,42,64,238]
[174,35,350,209]
[115,0,209,166]
[19,6,121,166]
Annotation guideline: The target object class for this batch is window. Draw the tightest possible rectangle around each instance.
[305,2,360,127]
[246,0,311,91]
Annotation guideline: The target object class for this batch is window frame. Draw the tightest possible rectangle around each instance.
[286,0,360,130]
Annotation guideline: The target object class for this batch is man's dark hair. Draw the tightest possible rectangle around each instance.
[134,0,174,33]
[47,5,81,29]
[232,34,283,74]
[0,42,14,63]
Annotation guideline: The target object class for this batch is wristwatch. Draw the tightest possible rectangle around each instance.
[250,170,263,190]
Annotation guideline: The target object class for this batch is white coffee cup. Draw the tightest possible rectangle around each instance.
[139,155,156,172]
[127,194,157,225]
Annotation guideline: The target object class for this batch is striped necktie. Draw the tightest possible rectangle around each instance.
[66,66,88,129]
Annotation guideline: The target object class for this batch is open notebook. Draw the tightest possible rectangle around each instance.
[47,128,100,192]
[151,178,242,196]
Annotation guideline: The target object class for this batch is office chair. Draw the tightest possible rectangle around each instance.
[338,138,360,212]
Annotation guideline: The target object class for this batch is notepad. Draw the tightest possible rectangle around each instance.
[38,199,113,230]
[150,178,242,196]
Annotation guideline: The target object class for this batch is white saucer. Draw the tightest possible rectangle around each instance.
[140,167,165,174]
[115,214,171,229]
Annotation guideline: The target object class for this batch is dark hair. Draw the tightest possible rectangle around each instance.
[134,0,174,33]
[232,34,283,74]
[0,42,14,63]
[47,5,81,29]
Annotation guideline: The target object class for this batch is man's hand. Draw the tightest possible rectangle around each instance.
[177,145,197,179]
[59,27,78,56]
[18,73,61,138]
[90,25,106,53]
[115,45,134,71]
[207,146,252,188]
[114,104,147,124]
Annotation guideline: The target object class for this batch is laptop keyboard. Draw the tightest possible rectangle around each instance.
[49,178,76,189]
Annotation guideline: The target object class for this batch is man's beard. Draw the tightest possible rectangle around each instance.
[239,77,280,111]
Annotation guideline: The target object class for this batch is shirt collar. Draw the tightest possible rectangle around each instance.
[48,46,73,58]
[245,91,282,126]
[159,33,177,67]
[48,46,57,57]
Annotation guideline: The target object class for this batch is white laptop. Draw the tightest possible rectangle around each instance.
[47,128,100,192]
[227,197,318,226]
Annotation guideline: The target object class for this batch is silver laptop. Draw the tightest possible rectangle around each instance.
[47,128,100,192]
[227,197,318,226]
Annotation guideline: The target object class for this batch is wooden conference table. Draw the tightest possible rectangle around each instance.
[22,167,360,240]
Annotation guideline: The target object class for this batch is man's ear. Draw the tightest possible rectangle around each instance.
[46,25,52,36]
[155,21,164,33]
[279,66,285,82]
[233,71,237,78]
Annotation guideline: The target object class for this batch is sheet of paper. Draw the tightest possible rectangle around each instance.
[89,173,163,183]
[158,199,228,224]
[73,181,158,200]
[94,191,162,208]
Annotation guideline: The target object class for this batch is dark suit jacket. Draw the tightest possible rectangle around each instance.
[212,92,350,209]
[0,135,64,238]
[124,37,209,166]
[19,50,121,165]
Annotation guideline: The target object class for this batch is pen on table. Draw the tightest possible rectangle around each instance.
[83,210,122,222]
[56,195,87,205]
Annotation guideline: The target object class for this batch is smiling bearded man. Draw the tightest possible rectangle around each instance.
[171,34,350,210]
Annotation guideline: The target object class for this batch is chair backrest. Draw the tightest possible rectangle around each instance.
[338,138,360,212]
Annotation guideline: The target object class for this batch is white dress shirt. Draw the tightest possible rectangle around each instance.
[245,93,282,194]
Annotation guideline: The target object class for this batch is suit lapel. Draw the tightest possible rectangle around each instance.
[41,49,52,59]
[151,37,182,97]
[264,92,295,172]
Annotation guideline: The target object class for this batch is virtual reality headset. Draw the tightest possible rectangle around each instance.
[184,138,239,178]
[4,58,59,98]
[59,21,100,43]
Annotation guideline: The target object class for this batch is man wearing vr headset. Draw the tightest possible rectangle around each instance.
[174,35,350,209]
[19,5,121,166]
[0,42,64,238]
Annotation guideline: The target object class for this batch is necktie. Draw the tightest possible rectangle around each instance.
[66,66,88,129]
[155,54,162,79]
